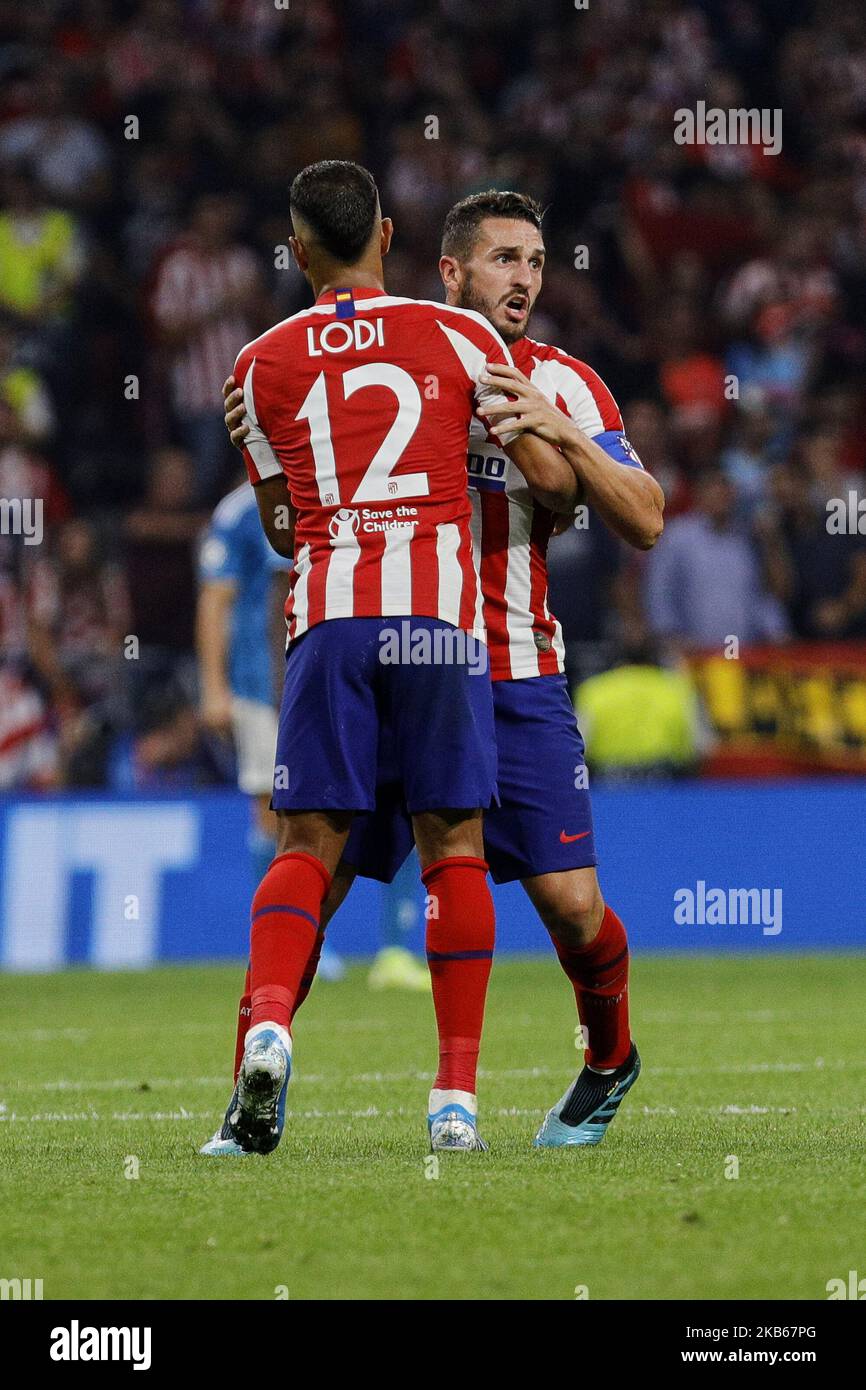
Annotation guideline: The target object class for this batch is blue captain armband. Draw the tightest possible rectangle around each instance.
[591,431,644,468]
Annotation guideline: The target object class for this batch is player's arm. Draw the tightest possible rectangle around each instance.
[252,476,296,558]
[481,362,664,550]
[467,327,580,513]
[227,361,297,558]
[197,519,243,734]
[196,578,236,735]
[502,431,581,514]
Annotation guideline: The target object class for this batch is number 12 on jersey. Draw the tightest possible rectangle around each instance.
[296,365,430,506]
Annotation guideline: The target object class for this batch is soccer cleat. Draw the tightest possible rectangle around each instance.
[368,946,431,992]
[533,1042,641,1148]
[199,1085,249,1157]
[429,1104,489,1152]
[228,1026,291,1155]
[428,1090,488,1152]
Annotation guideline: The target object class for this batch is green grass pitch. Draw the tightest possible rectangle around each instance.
[1,954,864,1301]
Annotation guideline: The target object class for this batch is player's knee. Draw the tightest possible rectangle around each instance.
[541,882,605,948]
[412,808,484,868]
[273,809,353,875]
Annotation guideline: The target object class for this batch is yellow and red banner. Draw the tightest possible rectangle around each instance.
[688,642,866,775]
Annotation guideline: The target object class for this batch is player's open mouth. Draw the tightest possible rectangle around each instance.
[503,297,528,322]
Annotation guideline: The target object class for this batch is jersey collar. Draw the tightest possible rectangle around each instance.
[315,285,388,304]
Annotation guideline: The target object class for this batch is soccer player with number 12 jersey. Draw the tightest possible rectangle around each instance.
[203,163,581,1155]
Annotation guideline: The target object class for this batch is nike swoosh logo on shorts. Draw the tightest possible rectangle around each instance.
[560,830,591,844]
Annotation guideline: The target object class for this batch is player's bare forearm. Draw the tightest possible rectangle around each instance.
[556,422,664,547]
[481,361,664,549]
[557,421,664,550]
[196,583,235,730]
[504,433,580,513]
[253,475,296,558]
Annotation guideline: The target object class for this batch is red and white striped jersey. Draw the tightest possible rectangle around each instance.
[234,287,514,642]
[152,241,259,414]
[469,336,642,681]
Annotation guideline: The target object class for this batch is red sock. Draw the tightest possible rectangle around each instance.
[232,963,251,1083]
[423,856,495,1094]
[291,931,325,1021]
[232,927,323,1080]
[249,851,331,1030]
[552,903,631,1069]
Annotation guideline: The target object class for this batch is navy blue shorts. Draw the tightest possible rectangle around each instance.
[271,617,497,814]
[344,672,596,884]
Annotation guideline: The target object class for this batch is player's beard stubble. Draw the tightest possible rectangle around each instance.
[455,270,532,345]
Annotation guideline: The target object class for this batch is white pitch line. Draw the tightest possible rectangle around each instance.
[0,1100,828,1123]
[5,1101,862,1128]
[0,1018,397,1046]
[0,1007,854,1048]
[650,1058,866,1076]
[2,1055,860,1098]
[9,1076,228,1093]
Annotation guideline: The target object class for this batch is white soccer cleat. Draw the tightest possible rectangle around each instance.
[230,1024,292,1155]
[427,1088,488,1152]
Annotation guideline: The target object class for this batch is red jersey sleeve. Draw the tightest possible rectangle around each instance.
[433,307,519,447]
[529,343,625,435]
[534,347,646,467]
[234,342,284,486]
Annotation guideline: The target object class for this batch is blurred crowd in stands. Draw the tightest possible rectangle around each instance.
[1,0,866,788]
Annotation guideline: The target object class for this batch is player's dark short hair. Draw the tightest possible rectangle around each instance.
[289,160,380,264]
[441,190,544,262]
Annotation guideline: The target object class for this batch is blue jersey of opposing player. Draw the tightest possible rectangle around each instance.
[198,482,287,704]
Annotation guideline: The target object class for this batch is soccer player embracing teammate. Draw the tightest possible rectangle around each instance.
[203,162,584,1156]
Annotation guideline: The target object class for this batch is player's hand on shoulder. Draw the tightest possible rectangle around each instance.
[479,362,571,447]
[222,375,250,451]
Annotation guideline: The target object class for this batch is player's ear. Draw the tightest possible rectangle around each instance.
[439,254,460,296]
[379,217,394,257]
[289,236,308,273]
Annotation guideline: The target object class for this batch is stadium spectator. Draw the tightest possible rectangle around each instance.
[0,162,84,332]
[26,516,130,785]
[150,193,266,503]
[576,630,704,780]
[721,218,839,417]
[645,468,789,651]
[0,317,56,446]
[547,514,623,685]
[123,448,208,721]
[0,664,59,790]
[0,65,110,210]
[0,399,70,576]
[757,456,866,640]
[719,395,779,521]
